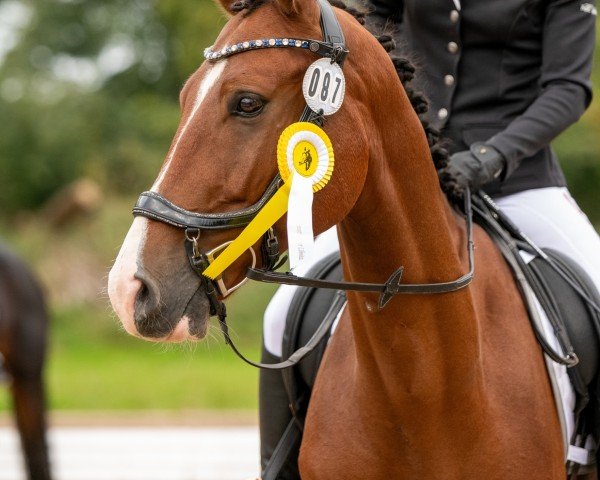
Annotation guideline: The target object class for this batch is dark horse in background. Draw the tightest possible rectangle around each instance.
[0,241,51,480]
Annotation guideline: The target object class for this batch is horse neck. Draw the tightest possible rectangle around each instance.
[337,91,480,394]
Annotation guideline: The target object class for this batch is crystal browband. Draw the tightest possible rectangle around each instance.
[204,38,348,63]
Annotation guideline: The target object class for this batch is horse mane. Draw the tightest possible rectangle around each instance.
[231,0,460,201]
[328,0,460,201]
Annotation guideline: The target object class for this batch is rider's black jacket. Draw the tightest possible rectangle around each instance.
[369,0,596,196]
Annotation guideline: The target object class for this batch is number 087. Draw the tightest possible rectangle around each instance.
[307,67,343,107]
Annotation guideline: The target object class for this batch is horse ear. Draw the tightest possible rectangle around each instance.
[214,0,316,16]
[275,0,300,14]
[215,0,251,15]
[275,0,316,15]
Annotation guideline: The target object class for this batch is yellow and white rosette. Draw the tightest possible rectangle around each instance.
[278,122,334,269]
[202,122,334,280]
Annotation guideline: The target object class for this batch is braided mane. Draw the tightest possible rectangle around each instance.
[327,0,459,200]
[231,0,459,200]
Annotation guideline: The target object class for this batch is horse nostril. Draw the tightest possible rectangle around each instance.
[133,274,169,338]
[136,281,150,307]
[135,274,159,313]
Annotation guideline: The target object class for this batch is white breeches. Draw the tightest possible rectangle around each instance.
[263,186,600,356]
[263,227,340,357]
[494,187,600,289]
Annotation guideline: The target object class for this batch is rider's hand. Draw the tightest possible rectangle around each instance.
[445,142,506,190]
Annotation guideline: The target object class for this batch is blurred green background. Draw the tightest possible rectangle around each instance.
[0,0,598,413]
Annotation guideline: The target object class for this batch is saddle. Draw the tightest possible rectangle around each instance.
[265,203,600,479]
[528,247,600,472]
[475,199,600,477]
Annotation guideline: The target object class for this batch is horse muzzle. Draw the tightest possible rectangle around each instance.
[130,266,211,342]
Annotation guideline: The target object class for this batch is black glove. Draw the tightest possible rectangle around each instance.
[445,142,506,190]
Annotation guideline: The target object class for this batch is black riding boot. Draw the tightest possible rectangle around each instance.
[259,346,301,480]
[0,353,7,383]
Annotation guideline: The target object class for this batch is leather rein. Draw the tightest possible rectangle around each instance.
[132,0,476,370]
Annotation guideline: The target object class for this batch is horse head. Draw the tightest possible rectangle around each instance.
[108,0,393,342]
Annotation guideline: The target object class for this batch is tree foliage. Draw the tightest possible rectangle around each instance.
[0,0,225,213]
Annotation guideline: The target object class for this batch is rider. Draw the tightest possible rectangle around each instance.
[260,0,600,476]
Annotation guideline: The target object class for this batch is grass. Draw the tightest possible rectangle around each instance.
[0,196,277,412]
[0,281,275,411]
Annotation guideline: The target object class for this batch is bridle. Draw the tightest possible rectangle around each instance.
[132,0,476,369]
[134,0,349,297]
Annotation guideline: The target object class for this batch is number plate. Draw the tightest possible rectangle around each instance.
[302,58,345,116]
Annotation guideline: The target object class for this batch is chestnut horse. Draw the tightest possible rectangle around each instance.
[108,0,588,477]
[0,241,51,480]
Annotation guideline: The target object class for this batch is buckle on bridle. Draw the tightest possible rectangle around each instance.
[262,228,280,271]
[204,241,257,297]
[185,228,202,259]
[184,228,257,297]
[330,45,348,65]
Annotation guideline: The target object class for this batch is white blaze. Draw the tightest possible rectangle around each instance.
[152,60,227,192]
[108,216,148,333]
[108,60,226,335]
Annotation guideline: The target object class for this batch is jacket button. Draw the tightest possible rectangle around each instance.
[438,108,449,120]
[444,75,455,86]
[447,41,459,54]
[450,10,460,23]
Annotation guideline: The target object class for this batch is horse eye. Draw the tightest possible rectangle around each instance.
[235,95,264,117]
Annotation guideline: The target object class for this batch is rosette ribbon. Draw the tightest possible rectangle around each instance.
[202,122,334,280]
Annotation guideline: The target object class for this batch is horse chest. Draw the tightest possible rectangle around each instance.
[298,309,566,479]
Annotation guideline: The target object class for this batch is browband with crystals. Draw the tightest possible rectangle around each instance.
[204,38,348,63]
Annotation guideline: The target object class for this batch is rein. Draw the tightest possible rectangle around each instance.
[132,0,476,370]
[247,190,475,310]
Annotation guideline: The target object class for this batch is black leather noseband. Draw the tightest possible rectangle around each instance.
[134,176,283,230]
